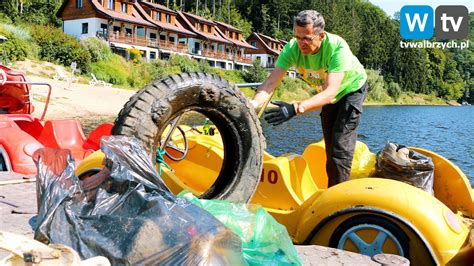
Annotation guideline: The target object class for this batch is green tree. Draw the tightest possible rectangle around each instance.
[439,54,464,100]
[243,59,267,82]
[387,82,402,102]
[31,25,91,72]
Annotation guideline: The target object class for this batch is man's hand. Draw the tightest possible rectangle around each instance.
[264,100,296,126]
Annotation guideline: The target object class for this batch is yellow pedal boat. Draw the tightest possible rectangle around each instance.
[77,125,474,265]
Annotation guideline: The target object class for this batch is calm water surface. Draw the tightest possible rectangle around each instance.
[262,105,474,185]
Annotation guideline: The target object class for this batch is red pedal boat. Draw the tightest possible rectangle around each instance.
[0,64,111,175]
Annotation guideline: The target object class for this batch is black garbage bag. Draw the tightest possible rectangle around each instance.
[376,143,434,195]
[33,136,245,265]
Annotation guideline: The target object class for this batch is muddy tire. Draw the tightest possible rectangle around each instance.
[112,72,265,203]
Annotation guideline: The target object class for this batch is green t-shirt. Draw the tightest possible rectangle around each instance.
[276,32,367,103]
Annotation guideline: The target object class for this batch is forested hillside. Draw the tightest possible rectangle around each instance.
[0,0,472,103]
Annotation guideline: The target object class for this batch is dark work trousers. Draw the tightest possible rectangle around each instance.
[320,81,368,187]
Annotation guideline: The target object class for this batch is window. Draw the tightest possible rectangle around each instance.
[100,23,108,36]
[150,33,157,40]
[76,0,83,8]
[166,14,171,23]
[150,51,156,60]
[121,3,126,13]
[108,0,114,10]
[125,28,132,36]
[113,26,121,33]
[155,12,161,21]
[81,23,88,34]
[169,36,175,42]
[229,32,233,39]
[251,41,257,47]
[160,35,166,41]
[207,26,211,33]
[136,27,145,37]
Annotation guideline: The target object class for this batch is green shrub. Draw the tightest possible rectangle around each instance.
[243,59,268,82]
[197,60,214,73]
[89,54,129,85]
[366,69,391,102]
[81,38,113,62]
[0,23,40,59]
[168,54,201,72]
[0,23,32,41]
[127,61,165,88]
[387,81,402,102]
[0,14,12,24]
[126,47,143,64]
[147,59,182,80]
[215,69,246,84]
[274,76,313,101]
[31,25,91,72]
[0,27,29,62]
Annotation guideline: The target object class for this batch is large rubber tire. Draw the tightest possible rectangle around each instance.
[112,72,265,203]
[329,214,410,258]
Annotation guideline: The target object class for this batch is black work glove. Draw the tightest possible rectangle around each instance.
[264,100,296,126]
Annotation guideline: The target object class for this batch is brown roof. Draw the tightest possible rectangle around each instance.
[86,0,155,27]
[214,21,241,33]
[248,32,280,55]
[257,32,280,43]
[178,12,231,44]
[214,26,255,50]
[135,3,195,36]
[139,1,176,14]
[181,11,215,25]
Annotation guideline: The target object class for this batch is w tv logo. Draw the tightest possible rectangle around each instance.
[400,5,469,40]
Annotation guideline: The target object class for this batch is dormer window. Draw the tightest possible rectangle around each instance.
[229,32,233,39]
[120,3,126,13]
[207,26,211,33]
[166,14,171,23]
[76,0,83,8]
[251,41,257,47]
[156,12,161,21]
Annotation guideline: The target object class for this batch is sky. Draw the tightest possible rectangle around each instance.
[369,0,473,18]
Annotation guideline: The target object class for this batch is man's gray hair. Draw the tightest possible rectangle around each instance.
[293,10,325,34]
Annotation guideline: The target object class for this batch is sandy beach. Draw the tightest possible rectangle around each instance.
[25,75,135,134]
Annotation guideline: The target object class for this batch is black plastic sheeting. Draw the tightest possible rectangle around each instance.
[34,136,245,265]
[376,142,435,195]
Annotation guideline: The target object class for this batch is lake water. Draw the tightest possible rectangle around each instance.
[262,105,474,186]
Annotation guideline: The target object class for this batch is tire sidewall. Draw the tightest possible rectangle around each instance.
[113,73,264,202]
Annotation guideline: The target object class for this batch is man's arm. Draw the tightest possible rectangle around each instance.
[251,67,287,108]
[295,72,345,113]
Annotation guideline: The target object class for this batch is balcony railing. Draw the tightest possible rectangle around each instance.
[235,55,252,64]
[107,33,253,64]
[109,34,187,53]
[201,50,229,60]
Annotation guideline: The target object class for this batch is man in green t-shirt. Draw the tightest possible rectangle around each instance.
[250,10,368,187]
